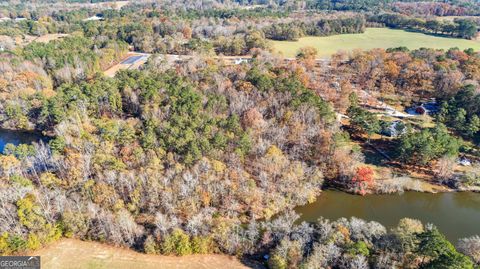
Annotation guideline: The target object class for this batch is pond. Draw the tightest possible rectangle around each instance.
[0,129,47,153]
[295,190,480,242]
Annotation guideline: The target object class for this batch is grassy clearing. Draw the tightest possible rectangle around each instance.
[32,239,255,269]
[92,1,130,9]
[34,34,70,43]
[271,28,480,58]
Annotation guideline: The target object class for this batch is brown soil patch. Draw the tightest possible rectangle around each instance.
[103,53,149,77]
[104,63,126,78]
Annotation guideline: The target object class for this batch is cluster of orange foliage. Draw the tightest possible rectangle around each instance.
[352,166,375,195]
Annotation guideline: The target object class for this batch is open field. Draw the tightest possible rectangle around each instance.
[9,34,69,47]
[32,239,259,269]
[33,34,69,43]
[272,28,480,58]
[91,1,129,10]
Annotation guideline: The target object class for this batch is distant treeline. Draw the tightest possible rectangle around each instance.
[305,0,395,11]
[369,13,478,39]
[303,0,480,14]
[263,16,366,41]
[392,1,476,16]
[172,8,289,20]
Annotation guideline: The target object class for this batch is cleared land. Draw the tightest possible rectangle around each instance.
[32,239,258,269]
[104,53,150,77]
[33,34,69,43]
[272,28,480,58]
[92,1,129,10]
[9,34,69,47]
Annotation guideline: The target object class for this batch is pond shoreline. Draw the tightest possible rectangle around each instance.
[295,189,480,242]
[377,180,480,194]
[0,128,50,152]
[324,176,478,196]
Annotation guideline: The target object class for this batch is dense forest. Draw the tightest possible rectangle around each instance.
[263,15,365,41]
[1,48,480,267]
[1,0,480,268]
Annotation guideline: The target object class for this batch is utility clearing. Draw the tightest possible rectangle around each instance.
[32,239,256,269]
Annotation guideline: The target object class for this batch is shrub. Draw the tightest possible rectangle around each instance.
[191,236,212,254]
[143,235,159,254]
[161,229,192,256]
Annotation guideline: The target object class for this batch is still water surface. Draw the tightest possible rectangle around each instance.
[295,190,480,242]
[0,129,46,153]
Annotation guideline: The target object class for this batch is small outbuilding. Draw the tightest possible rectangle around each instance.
[83,15,104,22]
[415,106,427,115]
[407,100,439,116]
[459,157,472,166]
[234,58,249,65]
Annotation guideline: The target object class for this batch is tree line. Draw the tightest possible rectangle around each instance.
[369,13,478,39]
[263,15,366,41]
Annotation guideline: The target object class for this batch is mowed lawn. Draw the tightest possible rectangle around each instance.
[272,28,480,58]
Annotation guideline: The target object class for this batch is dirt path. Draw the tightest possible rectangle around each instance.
[32,239,259,269]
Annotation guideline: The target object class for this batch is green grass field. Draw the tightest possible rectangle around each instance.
[271,28,480,58]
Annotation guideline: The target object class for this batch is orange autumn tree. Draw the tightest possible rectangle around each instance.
[296,46,318,68]
[352,166,375,195]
